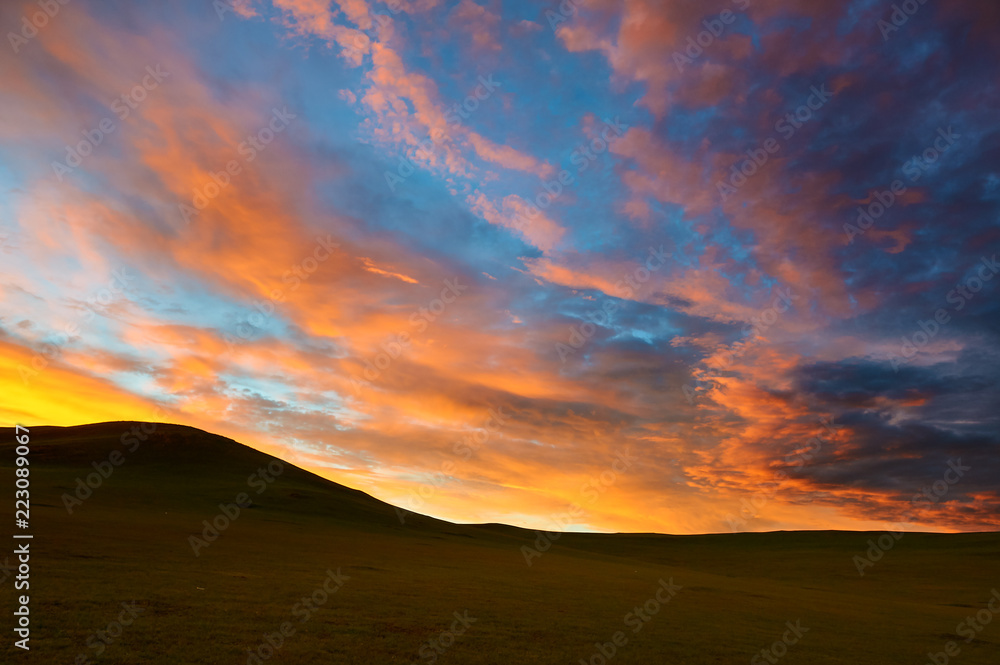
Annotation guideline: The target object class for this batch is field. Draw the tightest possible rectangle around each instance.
[1,422,997,664]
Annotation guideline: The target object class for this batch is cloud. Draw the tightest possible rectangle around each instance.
[1,0,998,536]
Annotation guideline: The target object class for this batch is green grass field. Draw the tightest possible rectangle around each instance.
[1,422,997,664]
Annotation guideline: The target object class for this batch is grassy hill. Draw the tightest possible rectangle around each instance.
[1,422,997,664]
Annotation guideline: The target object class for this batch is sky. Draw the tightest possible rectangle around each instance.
[1,0,998,535]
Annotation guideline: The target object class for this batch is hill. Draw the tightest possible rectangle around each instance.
[0,422,997,664]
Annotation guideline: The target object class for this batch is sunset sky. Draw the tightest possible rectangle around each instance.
[1,0,998,534]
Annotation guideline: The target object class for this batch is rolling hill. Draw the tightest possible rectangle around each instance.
[1,422,997,664]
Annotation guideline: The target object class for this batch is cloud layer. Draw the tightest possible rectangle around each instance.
[1,0,998,534]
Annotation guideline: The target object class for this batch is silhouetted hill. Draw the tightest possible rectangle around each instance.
[1,422,996,664]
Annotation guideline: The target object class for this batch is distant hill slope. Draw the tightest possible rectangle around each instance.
[0,421,461,532]
[0,422,997,665]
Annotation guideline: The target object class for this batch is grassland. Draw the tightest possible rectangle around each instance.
[0,422,997,664]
